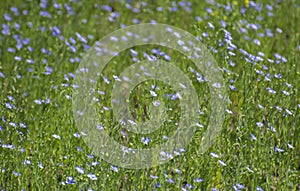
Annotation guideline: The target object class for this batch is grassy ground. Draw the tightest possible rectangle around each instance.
[0,0,299,190]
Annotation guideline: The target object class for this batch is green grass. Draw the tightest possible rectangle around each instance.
[0,0,299,190]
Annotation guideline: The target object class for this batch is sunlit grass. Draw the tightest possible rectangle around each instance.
[0,0,299,190]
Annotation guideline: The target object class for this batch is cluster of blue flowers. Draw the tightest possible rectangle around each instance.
[0,0,299,190]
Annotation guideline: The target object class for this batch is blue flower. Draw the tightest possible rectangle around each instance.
[210,152,219,158]
[2,24,9,35]
[111,165,119,172]
[157,7,164,11]
[11,7,19,15]
[256,122,264,127]
[132,8,140,13]
[40,11,52,18]
[22,10,28,15]
[142,137,151,145]
[0,72,5,78]
[101,5,113,12]
[132,18,140,24]
[274,146,284,153]
[66,176,76,184]
[54,3,61,9]
[250,133,257,141]
[87,173,97,180]
[13,171,20,176]
[40,0,47,8]
[75,166,85,174]
[4,14,12,21]
[218,160,227,166]
[52,26,61,37]
[130,49,138,57]
[164,54,171,61]
[75,32,87,44]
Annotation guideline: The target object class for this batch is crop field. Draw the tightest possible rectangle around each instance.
[0,0,299,190]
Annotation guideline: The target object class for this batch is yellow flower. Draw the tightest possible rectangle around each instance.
[245,0,250,7]
[212,168,222,190]
[233,0,238,6]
